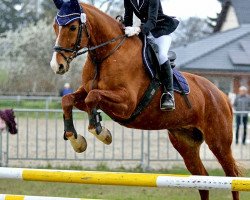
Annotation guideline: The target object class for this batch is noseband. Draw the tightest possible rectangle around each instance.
[53,14,126,65]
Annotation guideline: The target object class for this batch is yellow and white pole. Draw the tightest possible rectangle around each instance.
[0,167,250,191]
[0,194,99,200]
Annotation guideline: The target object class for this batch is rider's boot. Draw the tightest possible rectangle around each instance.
[160,60,175,111]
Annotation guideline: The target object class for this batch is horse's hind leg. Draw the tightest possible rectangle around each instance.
[204,125,240,200]
[168,128,209,200]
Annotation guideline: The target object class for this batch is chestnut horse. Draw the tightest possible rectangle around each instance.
[50,3,240,200]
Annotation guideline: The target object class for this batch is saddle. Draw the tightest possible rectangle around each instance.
[142,36,190,94]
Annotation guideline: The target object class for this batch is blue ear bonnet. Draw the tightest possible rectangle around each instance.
[54,0,85,26]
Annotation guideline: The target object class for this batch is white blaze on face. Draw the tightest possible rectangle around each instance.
[50,26,62,74]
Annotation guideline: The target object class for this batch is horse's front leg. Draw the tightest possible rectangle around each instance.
[85,88,134,145]
[62,86,88,153]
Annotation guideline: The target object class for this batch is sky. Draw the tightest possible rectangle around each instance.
[161,0,222,19]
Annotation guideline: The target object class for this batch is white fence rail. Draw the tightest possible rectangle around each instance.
[0,108,250,169]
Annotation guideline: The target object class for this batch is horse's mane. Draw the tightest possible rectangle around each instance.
[81,3,122,32]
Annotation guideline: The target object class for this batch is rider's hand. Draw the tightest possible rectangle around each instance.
[125,26,141,37]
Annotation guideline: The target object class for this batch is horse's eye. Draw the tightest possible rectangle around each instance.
[69,25,77,31]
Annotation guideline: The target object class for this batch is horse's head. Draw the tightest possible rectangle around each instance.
[50,0,89,75]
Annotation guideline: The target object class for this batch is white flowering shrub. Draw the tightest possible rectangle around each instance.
[0,20,84,94]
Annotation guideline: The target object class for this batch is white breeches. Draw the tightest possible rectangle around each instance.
[147,33,172,65]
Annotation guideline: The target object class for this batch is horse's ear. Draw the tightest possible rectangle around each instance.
[53,0,64,9]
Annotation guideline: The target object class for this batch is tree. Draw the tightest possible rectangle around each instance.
[172,17,213,47]
[0,20,84,94]
[84,0,123,16]
[0,0,37,34]
[207,0,228,32]
[40,0,58,22]
[39,0,123,22]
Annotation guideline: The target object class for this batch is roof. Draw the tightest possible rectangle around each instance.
[172,24,250,72]
[232,0,250,25]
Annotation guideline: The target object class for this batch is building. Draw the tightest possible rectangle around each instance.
[213,0,250,32]
[174,0,250,94]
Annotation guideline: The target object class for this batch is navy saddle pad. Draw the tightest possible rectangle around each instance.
[142,36,190,94]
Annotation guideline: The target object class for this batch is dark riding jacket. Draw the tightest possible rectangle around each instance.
[124,0,179,38]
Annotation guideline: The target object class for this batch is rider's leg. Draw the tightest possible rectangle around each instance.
[148,34,174,110]
[159,60,175,110]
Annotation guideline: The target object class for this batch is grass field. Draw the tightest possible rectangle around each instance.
[0,99,113,120]
[1,166,250,200]
[0,99,61,110]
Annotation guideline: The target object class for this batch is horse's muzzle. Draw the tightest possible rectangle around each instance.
[50,53,69,75]
[56,64,66,75]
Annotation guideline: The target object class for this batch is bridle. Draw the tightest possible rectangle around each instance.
[53,10,126,66]
[54,22,88,64]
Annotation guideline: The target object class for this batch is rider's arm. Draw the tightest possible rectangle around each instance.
[141,0,159,35]
[123,0,133,27]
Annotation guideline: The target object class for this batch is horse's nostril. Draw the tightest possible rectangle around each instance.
[59,64,64,71]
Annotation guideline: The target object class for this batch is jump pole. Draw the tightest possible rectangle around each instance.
[0,194,99,200]
[0,167,250,191]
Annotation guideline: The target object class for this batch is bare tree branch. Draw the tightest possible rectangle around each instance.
[87,0,95,5]
[172,17,213,47]
[104,1,113,13]
[99,0,112,9]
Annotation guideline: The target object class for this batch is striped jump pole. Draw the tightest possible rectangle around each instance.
[0,194,99,200]
[0,167,250,191]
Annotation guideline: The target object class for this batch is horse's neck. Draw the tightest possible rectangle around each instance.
[84,5,123,47]
[83,4,149,96]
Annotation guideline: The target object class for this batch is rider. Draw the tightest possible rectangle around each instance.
[123,0,179,111]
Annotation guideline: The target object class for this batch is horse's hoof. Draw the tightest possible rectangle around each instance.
[66,132,87,153]
[89,127,112,145]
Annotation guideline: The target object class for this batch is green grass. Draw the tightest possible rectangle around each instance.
[12,109,88,120]
[0,180,237,200]
[1,165,250,200]
[0,99,112,120]
[0,99,61,110]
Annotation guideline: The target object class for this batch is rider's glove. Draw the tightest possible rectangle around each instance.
[125,26,141,37]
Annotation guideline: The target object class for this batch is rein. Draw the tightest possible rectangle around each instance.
[85,34,126,63]
[53,20,126,65]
